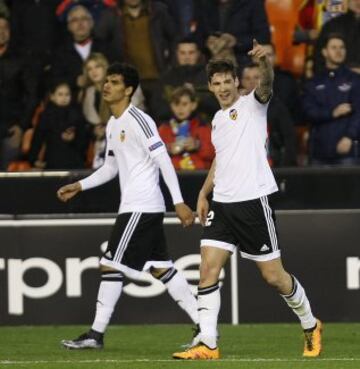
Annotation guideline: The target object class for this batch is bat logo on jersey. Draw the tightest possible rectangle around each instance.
[149,141,164,152]
[120,130,126,142]
[229,109,237,120]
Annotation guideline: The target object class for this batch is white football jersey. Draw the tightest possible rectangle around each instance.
[211,90,278,203]
[106,104,167,213]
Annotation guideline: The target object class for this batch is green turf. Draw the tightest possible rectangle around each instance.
[0,324,359,369]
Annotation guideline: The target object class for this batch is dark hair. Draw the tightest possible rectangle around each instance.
[206,59,238,82]
[48,80,71,95]
[170,86,197,104]
[176,35,200,49]
[106,62,139,97]
[323,33,346,48]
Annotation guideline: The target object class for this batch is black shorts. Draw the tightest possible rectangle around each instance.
[100,212,173,278]
[201,196,281,261]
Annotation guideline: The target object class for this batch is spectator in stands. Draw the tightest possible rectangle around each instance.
[0,15,37,170]
[81,53,111,127]
[29,81,87,169]
[10,0,62,97]
[260,44,302,124]
[151,36,219,121]
[315,0,360,72]
[158,86,214,170]
[94,0,176,103]
[51,4,112,94]
[195,0,271,66]
[241,63,297,167]
[303,34,360,165]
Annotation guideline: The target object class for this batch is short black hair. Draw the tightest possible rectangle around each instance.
[106,62,139,97]
[323,33,346,48]
[206,59,238,82]
[176,35,200,49]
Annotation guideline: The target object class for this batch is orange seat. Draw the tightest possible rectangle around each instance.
[7,160,32,172]
[265,0,306,76]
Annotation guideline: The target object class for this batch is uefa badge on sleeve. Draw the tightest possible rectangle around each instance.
[229,109,237,121]
[120,130,126,142]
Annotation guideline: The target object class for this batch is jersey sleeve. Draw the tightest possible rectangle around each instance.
[129,108,168,159]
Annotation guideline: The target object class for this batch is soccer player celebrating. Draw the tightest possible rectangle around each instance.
[173,41,322,360]
[57,63,199,349]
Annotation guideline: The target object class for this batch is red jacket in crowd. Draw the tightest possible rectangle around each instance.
[158,117,214,170]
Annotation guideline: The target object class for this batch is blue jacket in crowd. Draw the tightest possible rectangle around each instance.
[303,66,360,160]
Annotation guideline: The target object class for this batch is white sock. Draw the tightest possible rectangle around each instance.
[159,268,199,325]
[197,282,220,349]
[281,275,317,330]
[91,271,123,333]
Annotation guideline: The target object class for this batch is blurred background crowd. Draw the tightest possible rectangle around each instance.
[0,0,359,171]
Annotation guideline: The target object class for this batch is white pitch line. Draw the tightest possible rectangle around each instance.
[0,358,359,365]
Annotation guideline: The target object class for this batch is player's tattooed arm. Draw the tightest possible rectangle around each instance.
[248,39,274,104]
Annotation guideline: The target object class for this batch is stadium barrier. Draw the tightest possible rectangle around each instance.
[1,210,359,325]
[1,167,360,214]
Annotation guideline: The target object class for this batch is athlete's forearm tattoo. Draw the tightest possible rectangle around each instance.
[255,57,274,103]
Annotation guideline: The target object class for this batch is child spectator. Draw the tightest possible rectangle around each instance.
[29,81,87,169]
[158,86,214,170]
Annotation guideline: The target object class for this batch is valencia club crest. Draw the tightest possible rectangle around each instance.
[229,109,237,120]
[120,130,126,142]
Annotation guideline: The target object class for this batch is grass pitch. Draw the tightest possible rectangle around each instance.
[0,324,359,369]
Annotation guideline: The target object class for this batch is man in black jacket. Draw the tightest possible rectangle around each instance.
[10,0,62,92]
[51,4,113,94]
[0,16,37,170]
[195,0,271,66]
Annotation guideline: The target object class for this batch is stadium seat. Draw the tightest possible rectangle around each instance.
[265,0,306,76]
[7,160,32,172]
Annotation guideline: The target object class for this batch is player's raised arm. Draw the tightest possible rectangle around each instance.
[248,39,274,104]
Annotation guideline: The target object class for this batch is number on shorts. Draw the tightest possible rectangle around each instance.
[205,210,215,226]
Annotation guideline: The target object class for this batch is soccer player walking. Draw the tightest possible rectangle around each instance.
[173,41,322,360]
[57,63,199,349]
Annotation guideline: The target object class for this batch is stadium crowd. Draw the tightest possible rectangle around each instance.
[0,0,359,171]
